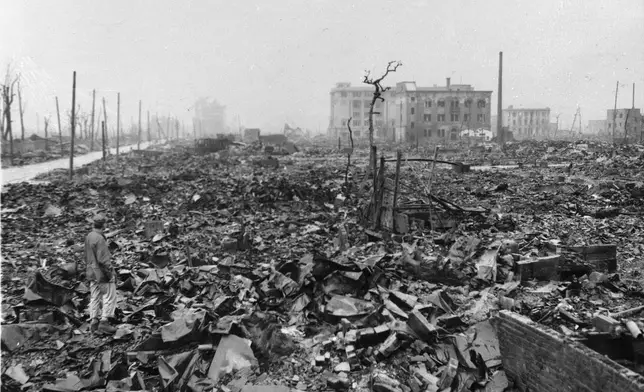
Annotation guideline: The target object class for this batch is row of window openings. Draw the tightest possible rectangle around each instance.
[342,96,486,109]
[510,112,549,118]
[412,113,485,123]
[343,119,384,126]
[342,114,486,127]
[512,119,548,125]
[409,100,486,110]
[352,101,381,109]
[420,129,448,137]
[423,99,486,108]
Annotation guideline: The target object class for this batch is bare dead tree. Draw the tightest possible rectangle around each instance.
[2,66,20,163]
[363,61,402,173]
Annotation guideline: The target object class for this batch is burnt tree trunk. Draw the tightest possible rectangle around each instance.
[363,61,402,175]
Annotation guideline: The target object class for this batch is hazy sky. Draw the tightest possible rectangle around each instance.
[1,0,643,134]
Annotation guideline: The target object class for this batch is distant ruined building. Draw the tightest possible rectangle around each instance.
[193,98,226,137]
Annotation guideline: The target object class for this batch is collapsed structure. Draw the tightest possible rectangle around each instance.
[1,139,643,391]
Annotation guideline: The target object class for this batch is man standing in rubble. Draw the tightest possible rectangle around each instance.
[85,213,117,335]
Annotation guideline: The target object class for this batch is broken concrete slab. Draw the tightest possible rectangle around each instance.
[593,314,620,333]
[207,335,258,383]
[407,309,437,343]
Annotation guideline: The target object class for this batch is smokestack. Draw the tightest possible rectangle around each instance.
[446,77,451,90]
[497,52,503,143]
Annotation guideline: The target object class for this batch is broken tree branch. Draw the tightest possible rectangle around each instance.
[363,61,402,175]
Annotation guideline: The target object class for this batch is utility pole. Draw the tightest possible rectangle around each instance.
[497,52,503,145]
[116,93,120,161]
[44,116,49,151]
[70,71,76,180]
[17,82,25,141]
[90,89,96,151]
[102,120,106,161]
[138,100,142,150]
[102,97,108,149]
[612,81,619,145]
[147,110,150,142]
[56,97,63,156]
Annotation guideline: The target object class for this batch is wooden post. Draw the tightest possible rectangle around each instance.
[102,120,106,161]
[497,51,503,145]
[374,155,386,229]
[392,150,402,213]
[338,136,341,150]
[17,82,25,142]
[612,81,619,145]
[44,117,49,151]
[102,97,108,149]
[427,146,440,197]
[90,89,96,151]
[55,96,63,156]
[116,92,120,160]
[70,71,76,180]
[137,100,142,150]
[147,110,150,142]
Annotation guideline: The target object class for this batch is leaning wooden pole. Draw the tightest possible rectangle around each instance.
[116,92,120,160]
[55,96,63,156]
[90,89,96,151]
[392,150,402,214]
[427,146,440,197]
[70,71,76,180]
[17,83,25,142]
[137,100,142,150]
[102,97,108,149]
[102,120,106,161]
[44,117,49,151]
[612,81,619,145]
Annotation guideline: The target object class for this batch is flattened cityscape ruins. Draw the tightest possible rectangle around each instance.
[2,3,644,392]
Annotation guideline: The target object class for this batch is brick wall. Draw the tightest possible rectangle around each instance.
[495,310,644,392]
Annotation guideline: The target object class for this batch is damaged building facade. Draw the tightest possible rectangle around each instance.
[607,108,643,141]
[328,79,492,144]
[502,106,551,139]
[193,98,227,137]
[328,82,386,142]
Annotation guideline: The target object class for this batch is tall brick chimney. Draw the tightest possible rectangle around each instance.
[446,77,451,90]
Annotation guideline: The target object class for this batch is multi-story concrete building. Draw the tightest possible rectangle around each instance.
[607,108,642,140]
[328,78,492,144]
[502,106,550,139]
[193,98,226,137]
[328,82,389,141]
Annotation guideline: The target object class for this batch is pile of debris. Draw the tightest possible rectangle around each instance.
[1,143,643,391]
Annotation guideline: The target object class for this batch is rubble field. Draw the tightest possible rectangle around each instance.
[1,140,643,392]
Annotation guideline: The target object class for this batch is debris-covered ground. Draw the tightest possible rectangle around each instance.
[1,139,643,391]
